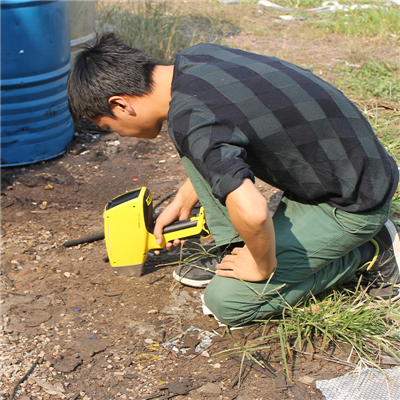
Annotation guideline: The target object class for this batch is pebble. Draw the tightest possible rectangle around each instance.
[197,382,222,395]
[299,376,315,385]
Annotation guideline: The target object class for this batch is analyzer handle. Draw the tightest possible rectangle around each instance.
[147,206,209,250]
[162,219,198,234]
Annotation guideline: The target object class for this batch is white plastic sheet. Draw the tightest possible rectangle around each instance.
[257,0,383,13]
[316,367,400,400]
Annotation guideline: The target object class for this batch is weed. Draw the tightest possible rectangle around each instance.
[333,60,400,102]
[314,4,400,38]
[96,0,238,64]
[347,97,400,221]
[218,283,400,379]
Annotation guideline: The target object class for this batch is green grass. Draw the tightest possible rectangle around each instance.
[330,59,400,221]
[254,1,400,38]
[96,0,238,64]
[218,284,400,379]
[334,60,400,103]
[314,5,400,37]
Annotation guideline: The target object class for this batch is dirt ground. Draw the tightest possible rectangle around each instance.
[2,7,399,400]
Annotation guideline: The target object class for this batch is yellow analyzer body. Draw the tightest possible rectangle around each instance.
[104,187,209,276]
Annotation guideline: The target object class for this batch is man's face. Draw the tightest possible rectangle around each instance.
[90,113,162,139]
[89,95,164,139]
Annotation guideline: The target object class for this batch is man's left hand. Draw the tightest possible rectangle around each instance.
[216,246,272,282]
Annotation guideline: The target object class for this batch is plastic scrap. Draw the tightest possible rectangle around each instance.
[258,0,380,14]
[306,1,377,13]
[257,0,296,11]
[162,326,219,358]
[316,367,400,400]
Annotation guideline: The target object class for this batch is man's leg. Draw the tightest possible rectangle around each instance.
[204,192,390,326]
[181,157,243,246]
[172,157,245,287]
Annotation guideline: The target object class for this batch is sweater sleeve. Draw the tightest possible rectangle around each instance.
[168,107,255,205]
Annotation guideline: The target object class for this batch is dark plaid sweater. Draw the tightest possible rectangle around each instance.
[167,44,398,212]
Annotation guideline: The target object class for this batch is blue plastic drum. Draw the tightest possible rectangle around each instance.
[1,0,74,166]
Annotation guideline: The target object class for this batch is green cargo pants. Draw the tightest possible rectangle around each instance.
[182,157,390,327]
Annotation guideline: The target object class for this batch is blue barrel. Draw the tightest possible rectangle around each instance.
[1,0,74,167]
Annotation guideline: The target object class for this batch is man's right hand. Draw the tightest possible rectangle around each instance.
[153,178,199,254]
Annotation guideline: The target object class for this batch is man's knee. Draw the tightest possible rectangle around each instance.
[203,277,261,327]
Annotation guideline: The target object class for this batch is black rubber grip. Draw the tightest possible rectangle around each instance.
[162,219,198,234]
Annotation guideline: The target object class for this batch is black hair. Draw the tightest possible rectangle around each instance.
[67,32,159,124]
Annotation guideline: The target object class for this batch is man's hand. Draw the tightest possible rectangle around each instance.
[216,246,272,281]
[224,178,277,281]
[153,202,191,253]
[153,178,198,254]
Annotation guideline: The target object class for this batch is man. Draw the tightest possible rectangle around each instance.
[68,33,399,327]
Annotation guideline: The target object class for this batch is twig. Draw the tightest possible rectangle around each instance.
[135,393,164,400]
[256,351,276,372]
[29,377,66,398]
[230,365,247,388]
[10,359,38,400]
[149,275,166,285]
[1,271,14,287]
[290,347,354,367]
[4,291,26,296]
[135,383,204,400]
[169,348,178,358]
[230,355,276,378]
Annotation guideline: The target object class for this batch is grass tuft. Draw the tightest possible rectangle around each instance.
[218,283,400,379]
[333,60,400,103]
[96,0,238,64]
[314,4,400,38]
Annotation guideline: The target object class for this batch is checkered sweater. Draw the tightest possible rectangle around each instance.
[167,44,398,212]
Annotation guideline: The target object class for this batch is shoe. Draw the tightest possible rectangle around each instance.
[172,241,244,288]
[359,218,400,299]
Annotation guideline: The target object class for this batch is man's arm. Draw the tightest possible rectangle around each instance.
[153,178,199,251]
[217,178,277,281]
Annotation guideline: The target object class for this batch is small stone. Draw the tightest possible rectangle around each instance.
[53,354,82,373]
[124,370,139,379]
[64,272,71,278]
[168,381,189,395]
[298,376,315,385]
[213,363,221,369]
[44,184,53,190]
[147,309,158,314]
[197,382,221,395]
[144,339,154,344]
[123,359,132,367]
[202,371,216,382]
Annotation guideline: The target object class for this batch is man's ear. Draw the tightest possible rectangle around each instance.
[108,95,136,116]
